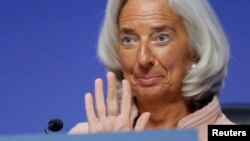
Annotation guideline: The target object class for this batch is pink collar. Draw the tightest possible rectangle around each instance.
[177,96,221,128]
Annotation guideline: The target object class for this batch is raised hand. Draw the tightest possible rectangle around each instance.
[85,72,150,133]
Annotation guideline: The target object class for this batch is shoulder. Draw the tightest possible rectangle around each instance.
[68,122,89,135]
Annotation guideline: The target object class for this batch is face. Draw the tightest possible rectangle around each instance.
[118,0,192,101]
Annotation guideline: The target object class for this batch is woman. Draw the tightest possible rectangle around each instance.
[69,0,234,141]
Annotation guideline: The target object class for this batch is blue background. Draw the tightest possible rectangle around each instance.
[0,0,249,136]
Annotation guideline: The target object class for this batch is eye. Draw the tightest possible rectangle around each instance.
[156,34,169,42]
[123,36,132,43]
[121,36,137,45]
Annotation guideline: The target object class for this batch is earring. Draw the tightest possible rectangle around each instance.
[191,64,196,69]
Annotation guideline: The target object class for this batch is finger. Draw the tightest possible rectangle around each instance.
[134,112,151,131]
[130,103,139,126]
[95,78,106,118]
[107,72,118,116]
[85,93,97,126]
[121,80,132,117]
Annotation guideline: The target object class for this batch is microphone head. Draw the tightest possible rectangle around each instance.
[47,119,63,132]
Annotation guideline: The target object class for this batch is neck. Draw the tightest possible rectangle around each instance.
[134,96,193,129]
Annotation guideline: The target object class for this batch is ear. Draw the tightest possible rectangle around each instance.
[189,50,199,69]
[190,50,199,64]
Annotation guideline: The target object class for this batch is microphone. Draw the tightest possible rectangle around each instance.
[45,119,64,134]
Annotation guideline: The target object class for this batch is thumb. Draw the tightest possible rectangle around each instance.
[134,112,150,131]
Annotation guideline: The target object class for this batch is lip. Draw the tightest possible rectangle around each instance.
[136,76,161,86]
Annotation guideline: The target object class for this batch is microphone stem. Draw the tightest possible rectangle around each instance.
[45,127,49,135]
[45,122,54,135]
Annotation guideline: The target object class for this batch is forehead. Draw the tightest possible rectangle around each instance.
[119,0,179,24]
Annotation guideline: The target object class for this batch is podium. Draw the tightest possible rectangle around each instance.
[0,129,197,141]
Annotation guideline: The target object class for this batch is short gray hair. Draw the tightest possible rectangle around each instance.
[97,0,230,107]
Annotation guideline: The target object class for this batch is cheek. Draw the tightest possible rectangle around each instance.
[118,49,136,75]
[155,48,181,69]
[157,47,190,78]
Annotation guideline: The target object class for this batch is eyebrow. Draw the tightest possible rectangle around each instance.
[151,25,174,32]
[119,28,135,34]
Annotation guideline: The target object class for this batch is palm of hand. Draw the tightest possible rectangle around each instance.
[89,115,131,133]
[85,72,150,133]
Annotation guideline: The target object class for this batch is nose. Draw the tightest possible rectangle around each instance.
[137,44,155,68]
